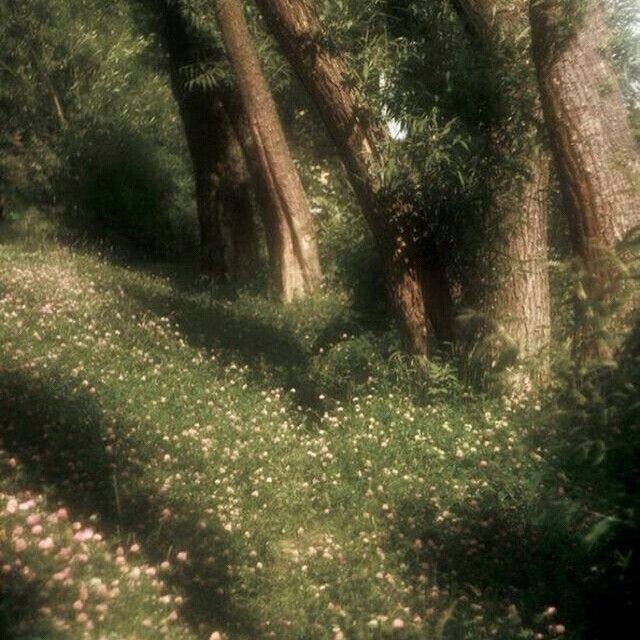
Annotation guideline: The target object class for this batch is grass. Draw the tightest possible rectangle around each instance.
[0,210,635,640]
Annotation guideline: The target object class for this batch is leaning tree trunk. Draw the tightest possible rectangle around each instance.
[253,0,455,355]
[222,92,310,299]
[529,0,640,360]
[214,0,321,302]
[454,0,551,386]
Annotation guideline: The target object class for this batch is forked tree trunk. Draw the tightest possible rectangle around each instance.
[529,0,640,360]
[253,0,455,355]
[214,0,322,302]
[222,94,308,298]
[454,0,551,385]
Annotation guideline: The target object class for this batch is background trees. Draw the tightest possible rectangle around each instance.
[0,0,637,380]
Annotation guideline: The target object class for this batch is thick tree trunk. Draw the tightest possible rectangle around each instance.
[222,94,308,299]
[214,0,321,302]
[480,149,551,382]
[253,0,455,355]
[529,0,640,359]
[455,0,551,385]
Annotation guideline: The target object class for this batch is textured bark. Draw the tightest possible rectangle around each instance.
[222,93,307,299]
[214,0,321,302]
[253,0,455,355]
[455,0,551,383]
[530,0,640,358]
[481,149,551,379]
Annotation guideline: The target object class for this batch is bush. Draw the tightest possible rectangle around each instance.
[62,126,175,255]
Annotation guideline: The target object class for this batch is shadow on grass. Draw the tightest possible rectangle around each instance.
[121,279,372,415]
[392,448,637,638]
[0,370,261,639]
[0,571,61,640]
[396,493,586,633]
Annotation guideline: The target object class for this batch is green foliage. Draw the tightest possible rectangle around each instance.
[533,319,640,636]
[67,128,174,253]
[0,0,197,258]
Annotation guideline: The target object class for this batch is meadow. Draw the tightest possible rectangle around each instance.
[1,211,636,640]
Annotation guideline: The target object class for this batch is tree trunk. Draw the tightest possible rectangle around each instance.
[172,77,229,280]
[159,0,262,283]
[160,2,229,280]
[480,149,551,384]
[222,93,308,298]
[253,0,455,355]
[529,0,640,360]
[214,0,321,302]
[217,124,259,281]
[454,0,551,386]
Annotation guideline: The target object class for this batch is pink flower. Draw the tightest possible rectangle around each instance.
[73,528,94,542]
[209,633,222,640]
[176,551,188,562]
[38,537,54,550]
[14,538,27,552]
[392,618,404,630]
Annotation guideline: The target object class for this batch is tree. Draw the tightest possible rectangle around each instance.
[252,0,454,355]
[529,0,640,359]
[214,0,322,301]
[150,0,257,280]
[454,0,551,385]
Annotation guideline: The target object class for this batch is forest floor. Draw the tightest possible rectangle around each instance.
[0,212,601,640]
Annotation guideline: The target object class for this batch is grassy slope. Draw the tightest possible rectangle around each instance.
[0,216,571,640]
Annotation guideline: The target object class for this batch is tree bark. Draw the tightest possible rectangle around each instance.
[252,0,455,355]
[214,0,322,302]
[454,0,551,385]
[217,123,259,280]
[159,2,229,280]
[155,0,263,283]
[529,0,640,359]
[171,75,229,280]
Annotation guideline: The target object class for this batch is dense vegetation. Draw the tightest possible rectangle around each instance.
[1,1,638,639]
